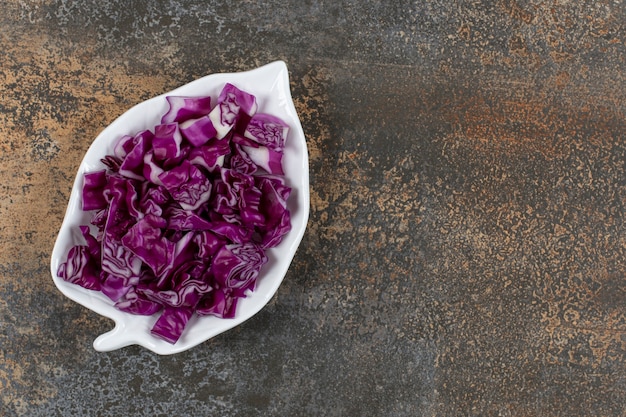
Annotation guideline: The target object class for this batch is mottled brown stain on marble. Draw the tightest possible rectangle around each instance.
[0,31,174,273]
[0,23,182,411]
[499,0,535,25]
[434,88,626,379]
[442,86,626,160]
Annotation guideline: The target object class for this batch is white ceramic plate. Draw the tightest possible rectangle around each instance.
[50,61,309,355]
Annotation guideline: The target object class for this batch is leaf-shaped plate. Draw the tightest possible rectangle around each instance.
[50,61,309,355]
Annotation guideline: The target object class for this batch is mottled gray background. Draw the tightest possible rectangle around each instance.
[1,1,625,416]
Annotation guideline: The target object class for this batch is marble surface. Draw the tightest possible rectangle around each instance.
[1,1,625,415]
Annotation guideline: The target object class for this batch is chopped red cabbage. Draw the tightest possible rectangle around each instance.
[158,160,212,211]
[230,143,259,175]
[165,207,213,231]
[179,116,218,147]
[211,242,267,292]
[256,176,292,248]
[151,306,195,344]
[115,287,163,316]
[58,83,292,344]
[121,215,173,276]
[161,96,212,124]
[187,139,230,172]
[152,123,183,162]
[244,113,289,149]
[119,130,153,181]
[193,230,225,258]
[114,134,136,159]
[79,225,100,259]
[209,83,258,139]
[196,288,237,318]
[242,144,284,175]
[143,150,165,185]
[57,245,101,291]
[82,170,108,211]
[100,271,137,302]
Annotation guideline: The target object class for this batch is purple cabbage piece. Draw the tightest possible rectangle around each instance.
[138,183,170,217]
[166,207,213,230]
[90,208,107,231]
[161,96,212,124]
[179,115,217,147]
[140,275,211,309]
[241,144,284,175]
[150,306,194,344]
[154,231,196,289]
[100,233,141,280]
[193,230,225,258]
[114,134,136,159]
[98,177,143,300]
[187,139,230,172]
[196,288,238,318]
[196,288,239,319]
[158,160,212,211]
[115,287,162,315]
[216,168,265,227]
[209,83,258,139]
[102,174,141,232]
[256,176,292,248]
[152,123,183,161]
[100,272,139,302]
[119,130,153,180]
[57,245,101,291]
[79,225,100,259]
[121,214,173,276]
[99,211,148,301]
[217,83,258,115]
[210,242,267,292]
[143,150,165,185]
[263,174,291,201]
[244,113,289,150]
[232,131,284,175]
[230,143,258,175]
[214,168,253,211]
[205,213,252,243]
[82,170,108,211]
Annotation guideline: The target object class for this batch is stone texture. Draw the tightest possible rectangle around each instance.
[1,1,625,416]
